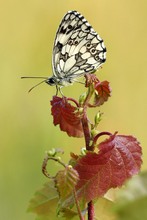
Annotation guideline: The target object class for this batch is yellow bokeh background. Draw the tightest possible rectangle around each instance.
[0,0,147,219]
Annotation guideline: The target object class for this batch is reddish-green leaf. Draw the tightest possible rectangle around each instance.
[55,166,79,201]
[51,96,83,137]
[74,134,142,203]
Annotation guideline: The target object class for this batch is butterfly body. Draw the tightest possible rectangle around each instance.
[46,75,74,87]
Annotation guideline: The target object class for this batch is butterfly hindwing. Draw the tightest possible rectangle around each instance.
[52,11,106,81]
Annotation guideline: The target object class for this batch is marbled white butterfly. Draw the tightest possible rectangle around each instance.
[22,10,106,93]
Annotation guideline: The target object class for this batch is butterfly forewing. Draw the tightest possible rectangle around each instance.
[52,11,106,81]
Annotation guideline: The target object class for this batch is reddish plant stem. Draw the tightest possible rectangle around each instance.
[88,201,95,220]
[73,188,85,220]
[67,97,80,107]
[80,86,96,219]
[81,107,91,150]
[42,155,66,178]
[92,131,112,149]
[81,86,94,151]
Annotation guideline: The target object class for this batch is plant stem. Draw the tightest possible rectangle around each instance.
[92,131,112,149]
[88,201,94,220]
[73,188,85,220]
[81,107,91,150]
[42,155,66,178]
[80,86,96,219]
[67,97,80,107]
[81,86,94,151]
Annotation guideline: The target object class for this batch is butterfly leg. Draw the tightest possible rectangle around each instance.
[55,85,59,96]
[55,86,64,96]
[59,86,64,96]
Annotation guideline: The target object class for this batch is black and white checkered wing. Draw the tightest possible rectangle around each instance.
[52,11,106,80]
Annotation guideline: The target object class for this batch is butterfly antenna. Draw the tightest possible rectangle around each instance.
[21,76,49,92]
[28,79,47,93]
[21,76,48,79]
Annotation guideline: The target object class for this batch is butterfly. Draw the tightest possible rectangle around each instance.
[22,10,106,93]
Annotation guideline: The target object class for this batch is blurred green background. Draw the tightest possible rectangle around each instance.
[0,0,147,219]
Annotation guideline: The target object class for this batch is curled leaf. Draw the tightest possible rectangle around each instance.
[84,74,111,107]
[50,96,83,137]
[84,73,99,87]
[93,80,111,106]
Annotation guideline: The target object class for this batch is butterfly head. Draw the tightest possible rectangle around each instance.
[46,77,57,86]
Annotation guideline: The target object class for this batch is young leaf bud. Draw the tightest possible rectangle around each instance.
[94,112,103,126]
[79,92,87,105]
[47,148,56,157]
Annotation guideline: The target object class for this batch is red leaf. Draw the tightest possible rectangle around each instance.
[85,73,99,87]
[89,81,111,107]
[74,134,142,202]
[50,96,83,137]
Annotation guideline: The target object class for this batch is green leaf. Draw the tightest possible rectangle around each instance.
[28,181,59,218]
[60,207,79,220]
[113,171,147,220]
[61,197,115,220]
[55,166,79,201]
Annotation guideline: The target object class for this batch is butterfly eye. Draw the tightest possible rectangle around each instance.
[46,77,56,85]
